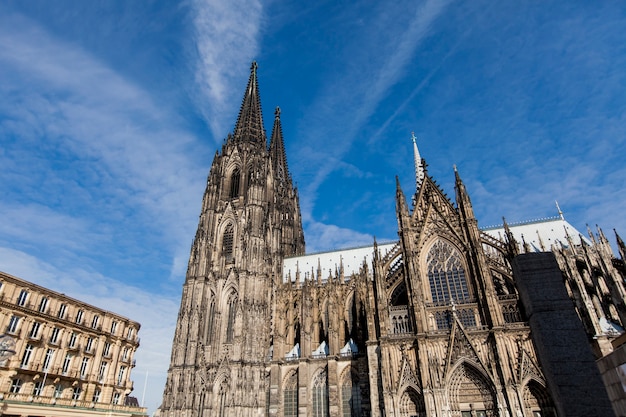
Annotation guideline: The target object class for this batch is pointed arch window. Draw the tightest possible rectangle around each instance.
[283,371,298,417]
[341,372,362,417]
[206,296,216,345]
[225,292,237,343]
[229,169,240,198]
[427,240,470,305]
[312,370,329,417]
[223,224,234,263]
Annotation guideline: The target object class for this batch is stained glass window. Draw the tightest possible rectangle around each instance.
[427,240,470,304]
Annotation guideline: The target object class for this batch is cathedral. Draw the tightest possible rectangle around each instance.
[158,63,626,417]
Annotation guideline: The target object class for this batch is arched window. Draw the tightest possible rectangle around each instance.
[283,371,298,417]
[341,372,362,417]
[225,292,237,343]
[427,240,470,304]
[312,370,328,417]
[205,296,216,345]
[218,380,228,417]
[229,169,240,198]
[223,224,234,263]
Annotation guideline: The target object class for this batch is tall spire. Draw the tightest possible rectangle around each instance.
[269,106,290,185]
[412,132,425,192]
[233,61,266,145]
[555,200,564,220]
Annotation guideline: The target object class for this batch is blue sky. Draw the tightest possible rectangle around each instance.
[1,0,625,414]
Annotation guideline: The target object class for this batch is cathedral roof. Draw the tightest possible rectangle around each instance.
[483,216,589,251]
[282,242,396,283]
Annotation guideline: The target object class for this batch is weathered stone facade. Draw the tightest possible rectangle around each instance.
[158,63,626,417]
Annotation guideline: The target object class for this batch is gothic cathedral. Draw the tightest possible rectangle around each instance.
[158,63,626,417]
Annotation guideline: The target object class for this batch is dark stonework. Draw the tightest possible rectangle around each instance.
[514,252,614,417]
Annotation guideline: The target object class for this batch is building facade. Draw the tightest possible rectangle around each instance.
[159,63,626,417]
[0,271,146,417]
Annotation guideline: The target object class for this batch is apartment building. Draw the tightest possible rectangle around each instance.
[0,271,147,417]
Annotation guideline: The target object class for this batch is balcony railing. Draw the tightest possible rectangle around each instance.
[0,393,147,414]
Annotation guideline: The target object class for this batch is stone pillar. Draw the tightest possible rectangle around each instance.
[513,252,614,417]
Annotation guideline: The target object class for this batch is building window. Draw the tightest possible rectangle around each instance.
[43,348,55,371]
[427,240,470,304]
[122,347,129,361]
[72,386,82,400]
[29,321,41,339]
[91,315,99,329]
[112,392,121,404]
[458,308,477,328]
[69,332,77,348]
[10,378,22,393]
[111,321,118,334]
[99,361,108,381]
[17,289,28,306]
[117,365,127,385]
[21,344,33,368]
[50,327,61,344]
[127,327,134,339]
[93,388,101,403]
[80,357,89,378]
[341,376,362,417]
[62,354,72,374]
[103,342,111,357]
[76,309,84,324]
[58,303,67,318]
[54,383,64,398]
[39,296,48,313]
[283,372,298,417]
[229,169,240,198]
[85,337,94,353]
[226,293,237,343]
[33,380,43,396]
[312,371,329,417]
[7,315,20,334]
[222,224,234,263]
[206,297,216,345]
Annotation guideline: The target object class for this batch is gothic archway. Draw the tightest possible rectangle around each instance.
[398,386,425,417]
[447,362,496,417]
[522,379,556,417]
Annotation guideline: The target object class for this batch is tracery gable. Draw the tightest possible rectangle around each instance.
[517,347,545,386]
[415,204,466,254]
[397,350,421,394]
[412,176,459,226]
[444,318,491,382]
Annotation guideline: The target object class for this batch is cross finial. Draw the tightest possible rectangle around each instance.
[411,131,417,143]
[275,106,281,119]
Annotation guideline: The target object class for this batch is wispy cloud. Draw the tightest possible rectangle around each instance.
[0,247,178,413]
[286,0,449,249]
[0,13,207,280]
[191,0,264,141]
[0,12,202,413]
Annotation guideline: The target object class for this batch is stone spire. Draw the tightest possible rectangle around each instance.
[233,61,266,145]
[269,106,290,186]
[412,132,425,192]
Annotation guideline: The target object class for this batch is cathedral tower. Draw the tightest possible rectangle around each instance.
[159,62,304,416]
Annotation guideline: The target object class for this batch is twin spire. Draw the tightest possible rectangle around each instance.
[233,62,291,184]
[234,61,266,145]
